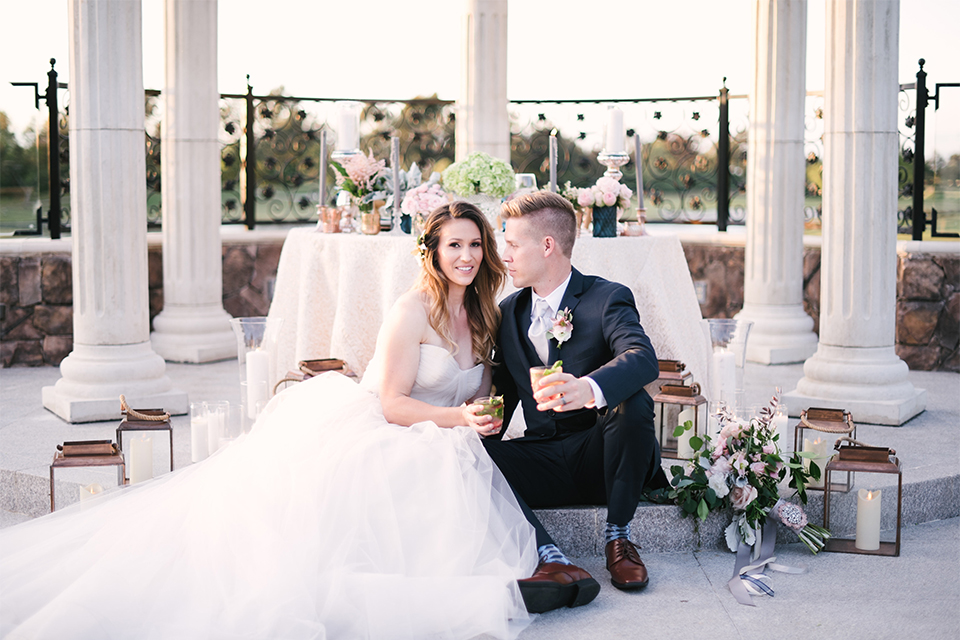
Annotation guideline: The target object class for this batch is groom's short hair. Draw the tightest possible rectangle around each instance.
[500,191,577,258]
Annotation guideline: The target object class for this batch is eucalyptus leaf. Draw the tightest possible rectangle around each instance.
[697,498,709,521]
[690,436,704,451]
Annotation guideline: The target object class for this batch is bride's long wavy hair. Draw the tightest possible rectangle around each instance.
[416,202,505,365]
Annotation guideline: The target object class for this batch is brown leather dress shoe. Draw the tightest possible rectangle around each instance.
[605,538,649,590]
[517,562,601,613]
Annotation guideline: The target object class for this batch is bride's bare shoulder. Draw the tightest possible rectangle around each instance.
[381,290,430,337]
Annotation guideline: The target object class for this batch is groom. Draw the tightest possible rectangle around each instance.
[484,191,668,614]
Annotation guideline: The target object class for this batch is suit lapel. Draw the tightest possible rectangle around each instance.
[547,269,586,364]
[509,289,541,368]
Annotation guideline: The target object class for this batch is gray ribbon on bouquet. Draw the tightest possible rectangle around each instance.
[728,499,808,606]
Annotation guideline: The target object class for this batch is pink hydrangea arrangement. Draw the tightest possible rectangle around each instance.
[401,183,449,217]
[661,391,831,555]
[578,176,632,210]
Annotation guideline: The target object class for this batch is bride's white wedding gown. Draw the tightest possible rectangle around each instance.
[0,345,538,639]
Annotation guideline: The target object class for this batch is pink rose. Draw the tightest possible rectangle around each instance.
[709,456,732,477]
[602,191,618,206]
[750,461,766,475]
[593,189,605,207]
[596,176,620,193]
[730,485,758,510]
[762,443,776,455]
[619,184,632,199]
[577,189,594,207]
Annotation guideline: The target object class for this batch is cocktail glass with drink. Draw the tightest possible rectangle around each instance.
[530,360,563,401]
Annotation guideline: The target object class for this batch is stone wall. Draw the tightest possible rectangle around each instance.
[2,237,956,371]
[896,253,960,371]
[1,240,284,368]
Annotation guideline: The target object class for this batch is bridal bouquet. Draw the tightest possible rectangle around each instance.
[577,176,632,210]
[331,151,387,212]
[666,392,831,555]
[442,152,516,198]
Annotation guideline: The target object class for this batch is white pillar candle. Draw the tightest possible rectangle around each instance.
[677,407,696,459]
[634,134,645,210]
[711,349,738,403]
[246,348,271,419]
[191,415,209,462]
[207,406,222,455]
[803,437,828,488]
[79,482,104,506]
[129,435,153,484]
[391,135,401,219]
[856,489,882,550]
[605,107,625,153]
[338,103,359,151]
[772,413,791,452]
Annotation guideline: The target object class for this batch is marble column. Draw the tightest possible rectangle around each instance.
[736,0,818,364]
[43,0,187,422]
[150,0,235,363]
[784,0,925,425]
[457,0,509,162]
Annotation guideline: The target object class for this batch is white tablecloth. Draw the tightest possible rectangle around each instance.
[267,228,709,395]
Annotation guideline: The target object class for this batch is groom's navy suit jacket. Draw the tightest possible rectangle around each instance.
[492,268,659,441]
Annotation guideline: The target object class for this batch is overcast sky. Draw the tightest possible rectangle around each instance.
[2,0,958,154]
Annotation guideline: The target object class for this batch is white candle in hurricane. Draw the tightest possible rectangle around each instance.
[605,107,625,153]
[803,437,828,488]
[710,349,737,403]
[676,407,696,459]
[338,103,359,151]
[246,349,271,419]
[391,136,401,220]
[856,489,882,550]
[129,435,153,484]
[191,415,209,463]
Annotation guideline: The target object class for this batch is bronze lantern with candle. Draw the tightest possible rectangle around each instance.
[822,439,902,556]
[795,408,857,492]
[653,382,706,460]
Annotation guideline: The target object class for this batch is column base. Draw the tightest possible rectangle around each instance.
[151,304,236,363]
[735,303,819,365]
[42,342,189,423]
[782,344,926,426]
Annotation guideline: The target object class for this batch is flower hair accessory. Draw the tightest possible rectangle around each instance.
[546,308,573,347]
[413,234,427,264]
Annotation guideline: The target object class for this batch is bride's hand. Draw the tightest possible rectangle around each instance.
[462,403,502,438]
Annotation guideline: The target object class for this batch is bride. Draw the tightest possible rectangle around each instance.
[0,202,538,640]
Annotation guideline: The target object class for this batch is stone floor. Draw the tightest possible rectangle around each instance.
[1,360,958,638]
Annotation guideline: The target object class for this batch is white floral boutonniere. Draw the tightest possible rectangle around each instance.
[546,307,574,347]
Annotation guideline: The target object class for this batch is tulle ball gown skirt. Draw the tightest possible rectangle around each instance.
[0,373,537,640]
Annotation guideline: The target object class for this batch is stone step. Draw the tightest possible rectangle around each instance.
[4,463,957,554]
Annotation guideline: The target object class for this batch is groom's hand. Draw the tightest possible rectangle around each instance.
[534,373,595,412]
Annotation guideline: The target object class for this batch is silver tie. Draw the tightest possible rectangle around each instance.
[527,298,552,364]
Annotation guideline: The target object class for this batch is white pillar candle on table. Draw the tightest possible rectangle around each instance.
[79,483,104,506]
[856,489,882,550]
[605,107,625,153]
[129,435,153,484]
[677,407,696,459]
[803,437,828,488]
[710,349,737,403]
[246,348,271,419]
[191,415,209,462]
[338,103,359,151]
[634,135,645,209]
[549,130,558,192]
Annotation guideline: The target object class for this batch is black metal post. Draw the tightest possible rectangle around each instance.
[46,59,61,240]
[717,78,730,232]
[243,76,256,230]
[911,59,927,241]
